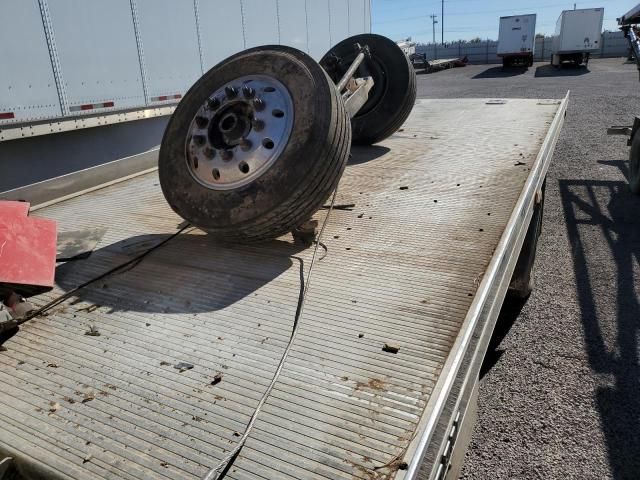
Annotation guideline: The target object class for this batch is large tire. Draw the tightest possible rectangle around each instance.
[320,34,416,145]
[159,46,351,243]
[629,132,640,194]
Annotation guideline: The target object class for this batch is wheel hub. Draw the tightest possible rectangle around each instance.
[186,75,294,190]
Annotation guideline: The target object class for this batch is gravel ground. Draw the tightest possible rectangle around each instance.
[416,58,640,480]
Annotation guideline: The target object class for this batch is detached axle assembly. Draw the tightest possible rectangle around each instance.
[159,34,416,242]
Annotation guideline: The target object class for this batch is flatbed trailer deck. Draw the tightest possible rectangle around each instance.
[0,97,567,480]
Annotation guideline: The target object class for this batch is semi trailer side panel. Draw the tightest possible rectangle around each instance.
[277,0,310,54]
[348,0,367,36]
[0,0,371,129]
[0,0,62,122]
[242,0,280,48]
[134,0,203,103]
[306,0,333,59]
[46,0,146,112]
[365,0,372,35]
[198,0,245,67]
[0,98,566,480]
[330,0,350,46]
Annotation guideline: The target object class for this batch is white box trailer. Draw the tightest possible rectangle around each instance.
[497,14,537,67]
[551,8,604,67]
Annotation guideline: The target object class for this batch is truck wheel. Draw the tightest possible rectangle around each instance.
[629,132,640,194]
[159,46,351,243]
[320,34,416,145]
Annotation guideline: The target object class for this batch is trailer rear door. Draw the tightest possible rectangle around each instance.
[497,14,536,55]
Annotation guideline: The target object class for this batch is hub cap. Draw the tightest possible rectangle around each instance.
[186,75,294,190]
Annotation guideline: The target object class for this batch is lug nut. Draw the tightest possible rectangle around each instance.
[253,98,265,111]
[220,150,234,161]
[240,138,252,151]
[203,147,215,159]
[195,116,209,128]
[207,97,220,110]
[193,135,206,146]
[242,86,255,98]
[225,86,238,99]
[252,118,265,132]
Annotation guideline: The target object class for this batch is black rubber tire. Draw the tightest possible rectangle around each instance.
[628,132,640,194]
[320,34,416,145]
[159,45,351,243]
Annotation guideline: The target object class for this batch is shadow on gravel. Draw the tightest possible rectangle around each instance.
[534,64,590,77]
[598,159,630,180]
[560,176,640,479]
[479,294,528,379]
[472,66,528,79]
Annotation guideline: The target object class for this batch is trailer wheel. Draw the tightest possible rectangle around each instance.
[320,34,416,145]
[629,132,640,194]
[159,45,351,243]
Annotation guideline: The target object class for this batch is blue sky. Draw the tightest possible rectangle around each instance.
[371,0,630,43]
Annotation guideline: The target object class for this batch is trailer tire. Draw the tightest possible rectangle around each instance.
[320,34,416,145]
[629,132,640,194]
[159,45,352,243]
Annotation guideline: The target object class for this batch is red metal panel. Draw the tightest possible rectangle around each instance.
[0,201,57,295]
[0,201,30,217]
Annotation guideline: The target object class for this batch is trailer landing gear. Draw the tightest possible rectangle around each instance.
[159,36,416,243]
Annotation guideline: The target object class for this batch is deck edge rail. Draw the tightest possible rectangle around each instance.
[403,92,570,480]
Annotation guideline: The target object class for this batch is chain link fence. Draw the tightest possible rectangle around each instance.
[416,31,629,64]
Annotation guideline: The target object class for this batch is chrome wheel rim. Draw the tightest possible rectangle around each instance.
[185,75,294,190]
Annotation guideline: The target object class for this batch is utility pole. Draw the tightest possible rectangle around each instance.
[429,14,438,45]
[441,0,444,44]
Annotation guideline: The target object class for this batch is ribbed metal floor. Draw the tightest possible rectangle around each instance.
[0,99,560,480]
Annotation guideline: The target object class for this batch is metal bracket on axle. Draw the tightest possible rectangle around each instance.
[334,44,375,118]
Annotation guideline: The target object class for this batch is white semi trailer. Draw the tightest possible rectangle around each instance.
[497,14,537,68]
[551,8,605,67]
[0,2,569,480]
[0,0,371,192]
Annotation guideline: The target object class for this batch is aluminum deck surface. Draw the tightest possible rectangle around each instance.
[0,99,561,480]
